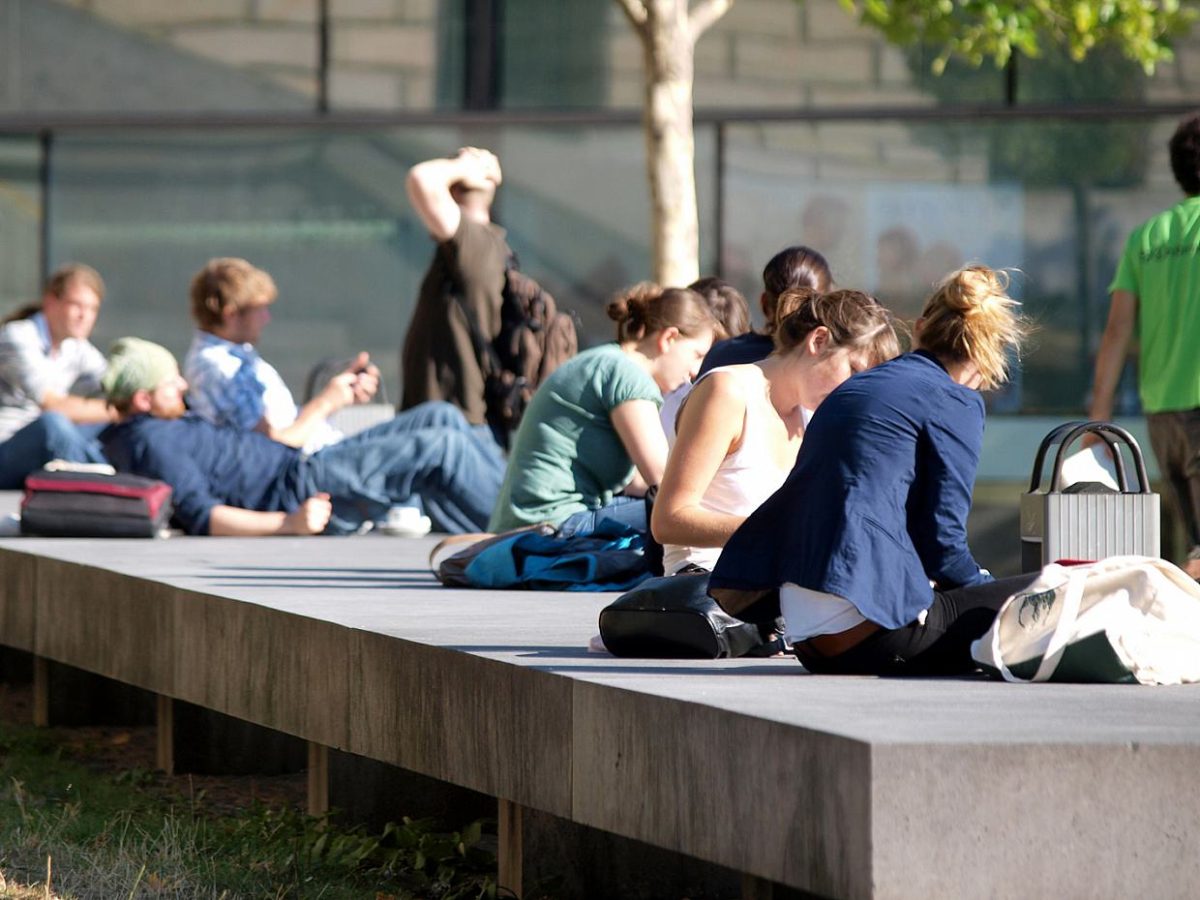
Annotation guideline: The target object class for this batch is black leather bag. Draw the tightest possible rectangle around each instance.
[599,573,779,659]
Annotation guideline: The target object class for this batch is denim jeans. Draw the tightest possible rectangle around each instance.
[556,494,648,538]
[303,401,505,535]
[0,412,107,489]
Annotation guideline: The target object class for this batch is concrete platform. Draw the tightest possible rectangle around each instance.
[1,533,1199,899]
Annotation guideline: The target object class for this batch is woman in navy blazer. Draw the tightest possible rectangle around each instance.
[709,265,1036,675]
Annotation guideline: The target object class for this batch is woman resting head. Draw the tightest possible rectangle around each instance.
[708,264,1033,677]
[652,287,899,574]
[488,283,720,536]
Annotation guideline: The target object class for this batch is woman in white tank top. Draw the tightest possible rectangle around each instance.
[652,288,900,575]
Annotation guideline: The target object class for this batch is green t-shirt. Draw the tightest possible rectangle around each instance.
[489,343,662,531]
[1109,195,1200,413]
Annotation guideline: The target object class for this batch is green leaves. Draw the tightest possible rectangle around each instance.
[837,0,1198,74]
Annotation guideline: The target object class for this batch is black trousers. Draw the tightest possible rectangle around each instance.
[794,573,1041,676]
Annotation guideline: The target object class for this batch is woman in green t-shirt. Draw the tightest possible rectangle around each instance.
[489,284,721,535]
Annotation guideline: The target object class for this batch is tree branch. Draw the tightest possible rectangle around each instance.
[615,0,649,35]
[689,0,732,41]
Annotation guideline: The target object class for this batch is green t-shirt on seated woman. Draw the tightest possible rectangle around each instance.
[488,343,662,531]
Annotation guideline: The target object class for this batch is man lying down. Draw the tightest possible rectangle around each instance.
[98,337,500,536]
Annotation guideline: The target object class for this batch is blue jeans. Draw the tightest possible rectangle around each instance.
[303,402,505,535]
[0,412,107,489]
[556,494,648,539]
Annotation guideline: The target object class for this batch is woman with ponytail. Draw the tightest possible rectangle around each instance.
[488,284,720,535]
[653,288,899,575]
[709,265,1036,676]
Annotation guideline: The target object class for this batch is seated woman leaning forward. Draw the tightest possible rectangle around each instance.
[652,288,900,576]
[488,283,721,537]
[709,265,1037,676]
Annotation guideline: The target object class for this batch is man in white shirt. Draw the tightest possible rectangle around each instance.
[0,263,113,487]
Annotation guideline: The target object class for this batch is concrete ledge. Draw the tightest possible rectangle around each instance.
[1,536,1199,898]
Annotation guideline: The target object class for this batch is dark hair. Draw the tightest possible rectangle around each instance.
[762,246,832,329]
[1170,112,1200,196]
[774,288,901,366]
[919,265,1029,390]
[606,283,719,343]
[688,276,750,338]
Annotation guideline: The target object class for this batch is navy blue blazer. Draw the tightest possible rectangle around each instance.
[709,351,990,629]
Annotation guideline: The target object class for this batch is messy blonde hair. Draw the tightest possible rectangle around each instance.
[918,265,1029,390]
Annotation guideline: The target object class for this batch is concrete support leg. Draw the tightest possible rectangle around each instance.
[32,655,47,727]
[307,742,329,817]
[497,798,523,898]
[155,694,174,775]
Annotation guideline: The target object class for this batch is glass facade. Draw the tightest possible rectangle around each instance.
[0,136,40,310]
[41,124,716,402]
[3,0,1198,414]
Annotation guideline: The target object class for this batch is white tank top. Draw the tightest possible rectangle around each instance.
[662,366,795,574]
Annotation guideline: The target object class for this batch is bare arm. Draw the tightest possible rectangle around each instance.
[651,374,746,547]
[40,392,116,424]
[208,494,332,536]
[406,148,501,242]
[610,399,669,495]
[1086,289,1138,434]
[259,353,378,448]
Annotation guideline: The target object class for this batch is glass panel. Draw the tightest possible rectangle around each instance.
[46,124,715,399]
[0,136,41,311]
[723,116,1165,419]
[1,0,316,114]
[501,0,609,109]
[328,0,445,111]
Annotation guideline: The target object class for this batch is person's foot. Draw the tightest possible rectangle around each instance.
[1185,557,1200,581]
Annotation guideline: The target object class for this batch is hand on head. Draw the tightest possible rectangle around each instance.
[455,146,502,188]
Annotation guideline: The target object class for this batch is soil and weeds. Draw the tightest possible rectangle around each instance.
[0,685,504,899]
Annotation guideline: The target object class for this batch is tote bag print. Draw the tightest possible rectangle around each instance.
[972,556,1200,685]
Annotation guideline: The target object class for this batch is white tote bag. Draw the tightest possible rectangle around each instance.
[971,555,1200,685]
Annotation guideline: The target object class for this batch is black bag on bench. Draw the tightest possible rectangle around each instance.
[599,573,782,659]
[21,470,173,538]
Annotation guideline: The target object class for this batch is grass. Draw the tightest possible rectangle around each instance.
[0,721,504,899]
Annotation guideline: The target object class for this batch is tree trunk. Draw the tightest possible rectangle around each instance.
[641,2,699,287]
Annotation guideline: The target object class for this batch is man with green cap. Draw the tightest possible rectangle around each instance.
[99,337,500,536]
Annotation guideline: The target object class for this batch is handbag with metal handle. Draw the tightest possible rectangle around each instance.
[1019,421,1159,571]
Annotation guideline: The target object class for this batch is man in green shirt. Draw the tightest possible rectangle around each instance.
[1089,112,1200,578]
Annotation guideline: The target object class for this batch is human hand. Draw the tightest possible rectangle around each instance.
[284,493,332,535]
[342,351,379,404]
[455,146,501,187]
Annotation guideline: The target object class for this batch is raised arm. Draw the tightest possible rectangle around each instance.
[406,148,502,242]
[651,374,746,547]
[610,399,669,496]
[261,353,378,448]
